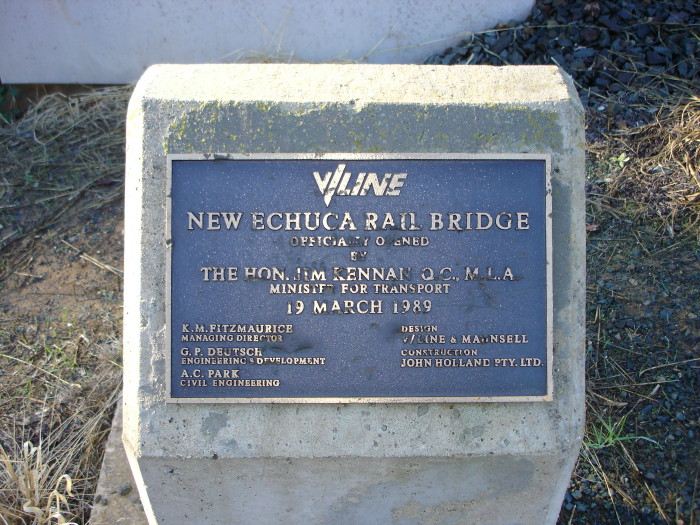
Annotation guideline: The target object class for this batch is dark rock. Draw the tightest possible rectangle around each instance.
[652,45,672,58]
[636,24,652,39]
[442,52,460,65]
[666,11,690,24]
[595,77,611,88]
[616,71,634,84]
[547,52,563,66]
[491,32,514,54]
[508,51,524,65]
[618,9,635,21]
[581,28,600,43]
[574,47,596,59]
[611,39,626,53]
[521,39,536,53]
[682,38,697,57]
[646,50,668,66]
[599,15,622,32]
[595,49,612,62]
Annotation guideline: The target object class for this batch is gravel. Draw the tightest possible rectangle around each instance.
[426,0,698,130]
[428,1,699,523]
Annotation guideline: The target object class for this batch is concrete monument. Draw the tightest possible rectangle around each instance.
[124,64,584,524]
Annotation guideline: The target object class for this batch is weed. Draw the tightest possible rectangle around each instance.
[598,96,700,231]
[0,382,120,524]
[611,152,630,169]
[585,413,659,450]
[0,441,77,525]
[0,84,21,123]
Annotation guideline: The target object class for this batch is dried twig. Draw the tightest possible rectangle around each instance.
[60,239,123,278]
[639,357,700,377]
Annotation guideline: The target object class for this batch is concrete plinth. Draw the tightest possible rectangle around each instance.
[124,64,585,524]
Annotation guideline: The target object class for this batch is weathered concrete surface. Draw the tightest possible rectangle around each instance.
[124,64,585,524]
[1,1,534,83]
[91,398,147,525]
[136,454,573,524]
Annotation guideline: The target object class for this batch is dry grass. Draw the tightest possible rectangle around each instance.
[0,325,122,524]
[607,96,700,229]
[580,88,699,523]
[0,86,129,264]
[0,386,120,524]
[585,101,700,272]
[0,86,126,524]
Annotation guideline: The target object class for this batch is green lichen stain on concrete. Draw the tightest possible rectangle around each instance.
[165,99,563,155]
[527,112,559,145]
[254,101,273,112]
[414,106,431,122]
[471,133,497,148]
[481,104,562,149]
[167,101,234,153]
[168,100,390,153]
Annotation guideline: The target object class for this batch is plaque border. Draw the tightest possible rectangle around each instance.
[165,153,553,404]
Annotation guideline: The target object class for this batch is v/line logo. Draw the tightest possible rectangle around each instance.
[313,164,407,207]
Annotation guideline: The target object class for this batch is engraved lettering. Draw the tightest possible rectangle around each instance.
[332,267,411,281]
[313,299,383,314]
[207,369,240,378]
[187,211,243,230]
